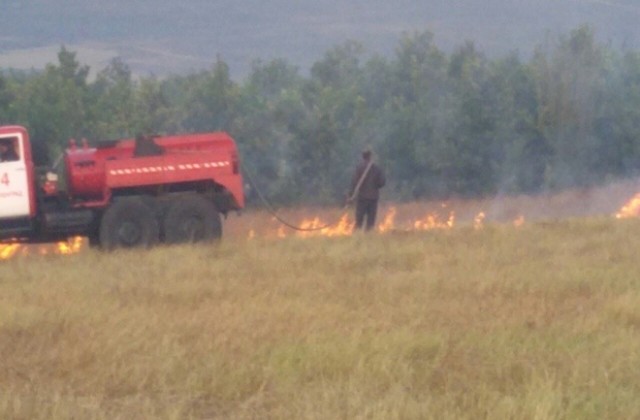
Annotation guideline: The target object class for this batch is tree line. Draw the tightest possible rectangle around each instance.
[1,25,640,205]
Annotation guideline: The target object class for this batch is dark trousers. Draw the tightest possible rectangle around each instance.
[355,199,378,231]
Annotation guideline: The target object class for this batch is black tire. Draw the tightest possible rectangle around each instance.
[163,195,222,244]
[99,198,160,250]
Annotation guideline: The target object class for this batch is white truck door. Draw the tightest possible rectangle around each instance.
[0,135,31,219]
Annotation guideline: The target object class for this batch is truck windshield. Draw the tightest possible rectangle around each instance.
[0,137,20,163]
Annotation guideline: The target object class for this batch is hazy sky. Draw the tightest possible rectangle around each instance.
[1,0,639,78]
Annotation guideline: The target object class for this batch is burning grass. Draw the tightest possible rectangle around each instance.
[0,236,88,259]
[2,217,640,418]
[2,177,639,258]
[228,178,640,240]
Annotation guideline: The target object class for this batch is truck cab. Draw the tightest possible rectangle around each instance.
[0,126,36,239]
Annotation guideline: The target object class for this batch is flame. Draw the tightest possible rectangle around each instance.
[249,206,471,239]
[0,243,20,259]
[513,215,525,227]
[298,213,353,238]
[377,207,397,233]
[474,212,486,230]
[414,211,455,230]
[0,236,88,260]
[327,213,353,236]
[616,193,640,219]
[57,236,86,254]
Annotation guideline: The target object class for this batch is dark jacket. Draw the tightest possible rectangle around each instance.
[350,159,386,200]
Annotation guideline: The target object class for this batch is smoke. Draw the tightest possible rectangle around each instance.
[485,177,640,224]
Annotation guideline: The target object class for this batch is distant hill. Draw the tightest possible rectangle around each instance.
[1,0,640,79]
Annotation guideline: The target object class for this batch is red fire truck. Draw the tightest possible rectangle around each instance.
[0,126,244,249]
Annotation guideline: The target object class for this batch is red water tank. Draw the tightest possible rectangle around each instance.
[65,139,134,199]
[64,133,239,200]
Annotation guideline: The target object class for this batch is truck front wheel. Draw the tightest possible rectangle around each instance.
[163,195,222,244]
[99,198,160,250]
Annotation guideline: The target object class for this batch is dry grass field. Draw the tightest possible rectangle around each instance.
[2,213,640,419]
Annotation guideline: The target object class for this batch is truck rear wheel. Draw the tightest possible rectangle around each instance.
[163,195,221,244]
[99,198,160,250]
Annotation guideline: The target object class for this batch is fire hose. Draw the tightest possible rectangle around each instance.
[242,159,374,232]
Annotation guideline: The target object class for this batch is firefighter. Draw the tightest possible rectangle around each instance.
[0,139,18,162]
[348,147,386,231]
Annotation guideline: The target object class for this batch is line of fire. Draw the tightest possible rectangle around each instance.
[1,124,640,260]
